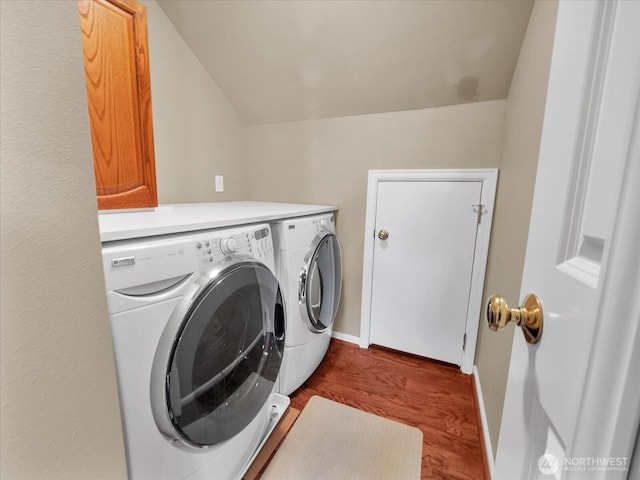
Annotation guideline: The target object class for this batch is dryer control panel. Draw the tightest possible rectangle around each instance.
[274,213,336,251]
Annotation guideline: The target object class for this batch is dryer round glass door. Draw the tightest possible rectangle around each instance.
[299,232,342,333]
[151,260,285,448]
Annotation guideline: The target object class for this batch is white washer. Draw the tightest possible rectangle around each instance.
[271,213,342,395]
[101,223,288,480]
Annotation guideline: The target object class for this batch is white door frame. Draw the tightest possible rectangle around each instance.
[359,169,498,374]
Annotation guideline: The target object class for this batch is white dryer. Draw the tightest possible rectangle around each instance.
[101,223,288,480]
[271,213,342,395]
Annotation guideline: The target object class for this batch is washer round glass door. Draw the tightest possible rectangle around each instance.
[153,259,284,448]
[299,232,342,333]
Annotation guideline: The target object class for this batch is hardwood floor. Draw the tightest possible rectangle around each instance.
[289,339,488,480]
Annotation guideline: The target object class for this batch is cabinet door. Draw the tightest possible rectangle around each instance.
[78,0,157,210]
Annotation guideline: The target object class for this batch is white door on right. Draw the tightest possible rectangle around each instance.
[495,1,639,479]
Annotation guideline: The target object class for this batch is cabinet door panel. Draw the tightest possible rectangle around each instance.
[79,0,157,209]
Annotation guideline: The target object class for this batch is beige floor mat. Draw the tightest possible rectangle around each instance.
[260,396,423,479]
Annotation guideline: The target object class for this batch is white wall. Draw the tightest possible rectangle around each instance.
[0,1,127,478]
[246,100,506,338]
[142,0,248,202]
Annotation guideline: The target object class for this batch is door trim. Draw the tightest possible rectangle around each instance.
[359,169,498,374]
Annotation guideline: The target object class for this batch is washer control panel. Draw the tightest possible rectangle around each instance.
[194,224,274,268]
[102,223,276,294]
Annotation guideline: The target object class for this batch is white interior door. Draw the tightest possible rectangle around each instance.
[495,1,640,478]
[369,180,482,366]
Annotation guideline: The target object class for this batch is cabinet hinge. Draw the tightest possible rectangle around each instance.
[473,204,485,224]
[462,333,467,352]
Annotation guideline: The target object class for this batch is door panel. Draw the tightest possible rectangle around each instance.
[495,1,639,478]
[369,181,482,365]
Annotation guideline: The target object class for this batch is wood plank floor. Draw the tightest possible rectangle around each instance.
[289,339,488,480]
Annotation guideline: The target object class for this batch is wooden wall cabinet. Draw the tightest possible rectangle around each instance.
[78,0,158,210]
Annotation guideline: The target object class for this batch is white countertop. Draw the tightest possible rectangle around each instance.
[98,201,337,243]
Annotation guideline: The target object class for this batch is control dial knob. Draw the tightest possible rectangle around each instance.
[220,237,238,255]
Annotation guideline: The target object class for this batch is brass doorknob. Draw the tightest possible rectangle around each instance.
[486,294,544,344]
[378,229,389,240]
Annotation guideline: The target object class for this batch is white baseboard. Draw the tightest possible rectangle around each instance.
[473,366,495,479]
[331,330,360,345]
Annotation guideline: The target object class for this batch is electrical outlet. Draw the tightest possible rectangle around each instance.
[215,175,224,193]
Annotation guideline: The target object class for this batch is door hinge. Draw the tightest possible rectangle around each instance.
[473,204,485,224]
[462,333,467,352]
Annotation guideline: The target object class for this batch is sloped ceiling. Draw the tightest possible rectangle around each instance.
[156,0,534,125]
